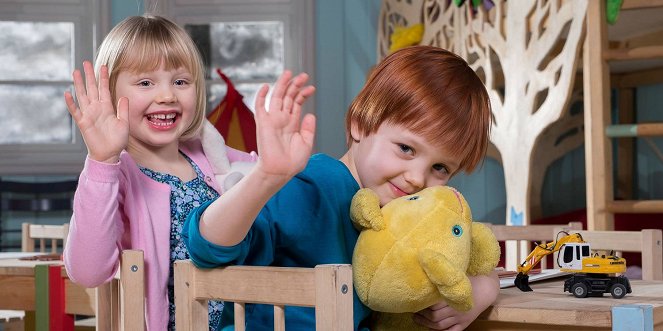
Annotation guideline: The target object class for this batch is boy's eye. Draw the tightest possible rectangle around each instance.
[137,80,152,87]
[398,143,413,155]
[433,163,449,175]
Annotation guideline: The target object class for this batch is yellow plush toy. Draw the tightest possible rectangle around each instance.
[351,186,500,331]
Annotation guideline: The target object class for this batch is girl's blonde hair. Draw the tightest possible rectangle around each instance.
[346,46,492,174]
[95,15,206,140]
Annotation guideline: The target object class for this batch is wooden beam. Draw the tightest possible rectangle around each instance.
[584,0,614,230]
[613,67,663,88]
[606,123,663,137]
[606,200,663,213]
[604,45,663,61]
[622,0,663,10]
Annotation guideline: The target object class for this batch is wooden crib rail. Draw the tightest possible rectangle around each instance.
[174,261,353,331]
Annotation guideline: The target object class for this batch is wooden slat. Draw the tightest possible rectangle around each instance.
[605,45,663,61]
[314,265,353,331]
[606,123,663,137]
[487,222,582,241]
[192,266,317,306]
[175,262,354,331]
[234,303,246,331]
[64,279,95,316]
[616,88,635,200]
[274,305,286,331]
[174,260,208,331]
[622,0,663,10]
[0,275,34,310]
[613,67,663,88]
[120,250,145,331]
[606,200,663,213]
[584,0,614,231]
[575,230,663,281]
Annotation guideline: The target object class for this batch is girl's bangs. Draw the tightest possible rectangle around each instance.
[119,36,195,74]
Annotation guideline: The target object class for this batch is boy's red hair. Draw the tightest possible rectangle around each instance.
[346,46,492,173]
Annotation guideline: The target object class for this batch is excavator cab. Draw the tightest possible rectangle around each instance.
[558,243,591,270]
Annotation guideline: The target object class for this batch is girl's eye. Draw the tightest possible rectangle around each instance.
[174,79,188,86]
[452,225,463,237]
[407,196,419,201]
[138,81,152,87]
[398,143,413,155]
[433,164,449,175]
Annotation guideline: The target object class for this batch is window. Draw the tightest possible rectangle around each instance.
[153,0,315,115]
[0,0,109,175]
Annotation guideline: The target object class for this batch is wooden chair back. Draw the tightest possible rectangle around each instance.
[21,222,69,253]
[174,262,353,331]
[573,229,663,281]
[62,250,145,331]
[486,222,583,270]
[95,249,146,331]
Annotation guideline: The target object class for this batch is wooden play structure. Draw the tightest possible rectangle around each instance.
[378,0,663,228]
[583,0,663,231]
[378,0,663,270]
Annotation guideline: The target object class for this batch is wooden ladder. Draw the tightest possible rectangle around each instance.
[584,0,663,230]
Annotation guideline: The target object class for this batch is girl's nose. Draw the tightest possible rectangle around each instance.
[157,88,177,103]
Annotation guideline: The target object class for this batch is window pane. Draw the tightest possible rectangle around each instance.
[0,85,73,144]
[187,22,284,81]
[207,82,264,115]
[0,21,73,81]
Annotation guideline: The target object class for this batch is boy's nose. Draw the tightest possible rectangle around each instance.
[403,170,424,191]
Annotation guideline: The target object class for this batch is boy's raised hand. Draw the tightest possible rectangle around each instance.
[64,61,129,164]
[254,70,316,182]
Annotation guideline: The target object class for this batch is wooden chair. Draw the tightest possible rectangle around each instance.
[486,222,583,270]
[573,229,663,281]
[174,262,353,331]
[61,249,145,331]
[21,222,69,253]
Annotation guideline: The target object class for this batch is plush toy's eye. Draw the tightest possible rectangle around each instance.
[407,196,419,201]
[452,225,463,237]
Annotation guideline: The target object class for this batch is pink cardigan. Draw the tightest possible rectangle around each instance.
[64,139,255,330]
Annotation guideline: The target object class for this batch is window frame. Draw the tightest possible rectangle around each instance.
[153,0,315,115]
[0,0,110,176]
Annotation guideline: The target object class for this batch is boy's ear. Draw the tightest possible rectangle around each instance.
[349,120,362,143]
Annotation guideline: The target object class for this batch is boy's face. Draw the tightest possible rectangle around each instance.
[349,122,460,206]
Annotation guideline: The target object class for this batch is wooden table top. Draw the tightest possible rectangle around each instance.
[0,254,63,276]
[477,279,663,328]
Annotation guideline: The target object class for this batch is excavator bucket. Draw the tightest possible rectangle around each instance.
[514,273,533,292]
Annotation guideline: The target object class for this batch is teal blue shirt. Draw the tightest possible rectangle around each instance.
[183,154,371,330]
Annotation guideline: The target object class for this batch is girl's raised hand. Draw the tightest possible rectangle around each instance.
[64,61,129,164]
[254,70,316,182]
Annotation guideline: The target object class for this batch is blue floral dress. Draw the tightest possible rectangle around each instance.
[140,153,223,331]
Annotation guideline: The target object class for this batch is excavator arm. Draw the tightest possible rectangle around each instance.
[514,232,584,291]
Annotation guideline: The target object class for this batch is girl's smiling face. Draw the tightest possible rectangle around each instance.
[114,62,197,150]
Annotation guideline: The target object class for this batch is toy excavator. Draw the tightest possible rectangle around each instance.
[514,231,631,299]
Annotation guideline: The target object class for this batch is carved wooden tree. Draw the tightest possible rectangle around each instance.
[380,0,588,231]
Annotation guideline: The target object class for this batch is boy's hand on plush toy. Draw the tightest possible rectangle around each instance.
[65,61,128,164]
[254,70,316,183]
[412,301,475,331]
